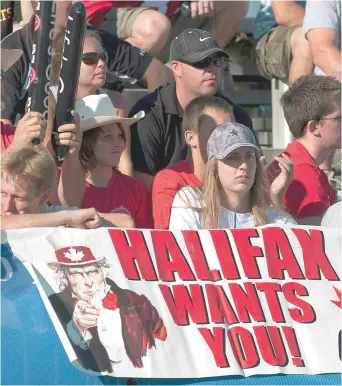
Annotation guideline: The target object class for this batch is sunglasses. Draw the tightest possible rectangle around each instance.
[82,51,108,66]
[182,56,228,69]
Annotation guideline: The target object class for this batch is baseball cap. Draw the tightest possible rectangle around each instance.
[169,29,229,63]
[207,122,261,160]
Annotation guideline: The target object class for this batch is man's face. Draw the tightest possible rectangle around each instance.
[67,264,106,302]
[318,103,341,150]
[197,108,234,161]
[174,55,225,97]
[1,172,46,215]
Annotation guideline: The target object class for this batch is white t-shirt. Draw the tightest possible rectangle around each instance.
[321,201,342,228]
[169,187,297,230]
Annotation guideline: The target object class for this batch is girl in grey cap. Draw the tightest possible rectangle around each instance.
[169,122,296,229]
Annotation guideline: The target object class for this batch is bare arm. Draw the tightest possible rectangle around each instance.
[272,1,305,27]
[2,207,108,229]
[2,210,73,229]
[57,112,86,207]
[20,0,35,25]
[306,28,341,79]
[143,59,173,92]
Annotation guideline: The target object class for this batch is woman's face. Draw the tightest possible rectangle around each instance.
[93,123,125,168]
[78,37,107,90]
[217,147,257,195]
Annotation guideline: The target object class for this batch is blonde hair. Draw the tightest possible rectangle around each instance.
[1,146,57,196]
[198,153,272,228]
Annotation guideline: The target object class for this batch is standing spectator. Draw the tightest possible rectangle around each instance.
[151,95,234,229]
[303,0,341,177]
[129,29,256,189]
[169,122,295,229]
[83,1,250,60]
[268,75,341,225]
[254,0,313,85]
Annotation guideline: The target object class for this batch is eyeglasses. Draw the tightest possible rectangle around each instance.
[82,52,108,66]
[320,116,341,123]
[182,56,228,69]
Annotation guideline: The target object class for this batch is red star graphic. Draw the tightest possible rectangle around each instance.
[331,287,342,309]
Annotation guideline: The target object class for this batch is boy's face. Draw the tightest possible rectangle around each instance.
[1,172,48,215]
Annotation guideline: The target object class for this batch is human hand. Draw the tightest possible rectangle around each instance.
[65,208,103,229]
[12,112,46,147]
[73,300,101,331]
[190,1,214,18]
[54,111,82,155]
[270,153,294,204]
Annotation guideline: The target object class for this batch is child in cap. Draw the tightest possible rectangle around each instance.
[58,93,151,228]
[169,122,296,229]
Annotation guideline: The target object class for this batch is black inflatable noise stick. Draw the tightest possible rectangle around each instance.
[54,2,86,161]
[27,0,55,145]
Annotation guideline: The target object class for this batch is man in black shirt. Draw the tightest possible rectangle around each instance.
[129,29,256,188]
[1,15,172,124]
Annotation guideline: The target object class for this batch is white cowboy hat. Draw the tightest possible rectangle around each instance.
[75,94,145,132]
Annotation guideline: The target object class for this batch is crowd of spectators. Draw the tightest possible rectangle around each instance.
[1,0,341,231]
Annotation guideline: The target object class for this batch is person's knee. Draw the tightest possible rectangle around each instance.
[214,0,250,18]
[291,27,311,57]
[131,10,171,49]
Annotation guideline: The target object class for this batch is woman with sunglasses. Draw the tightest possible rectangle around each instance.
[169,122,296,230]
[77,30,109,98]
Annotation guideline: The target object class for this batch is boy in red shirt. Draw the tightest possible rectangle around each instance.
[268,75,341,224]
[151,96,233,229]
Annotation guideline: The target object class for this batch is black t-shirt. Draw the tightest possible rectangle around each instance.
[129,82,257,176]
[1,17,153,123]
[1,1,15,39]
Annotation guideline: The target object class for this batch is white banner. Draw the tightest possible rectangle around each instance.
[3,225,342,378]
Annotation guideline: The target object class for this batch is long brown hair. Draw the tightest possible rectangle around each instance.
[79,123,126,172]
[199,153,272,228]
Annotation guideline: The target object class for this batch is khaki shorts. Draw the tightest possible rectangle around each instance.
[255,25,298,85]
[100,7,208,63]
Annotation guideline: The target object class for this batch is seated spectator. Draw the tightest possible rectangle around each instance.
[303,0,341,80]
[1,145,134,229]
[321,201,342,228]
[303,0,341,176]
[129,28,256,189]
[58,94,152,229]
[1,12,172,125]
[151,95,234,229]
[84,1,249,61]
[169,122,295,229]
[254,0,313,85]
[268,75,341,225]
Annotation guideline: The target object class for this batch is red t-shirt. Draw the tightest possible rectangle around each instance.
[81,169,152,229]
[151,160,201,229]
[1,121,14,151]
[83,1,180,27]
[268,141,336,220]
